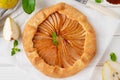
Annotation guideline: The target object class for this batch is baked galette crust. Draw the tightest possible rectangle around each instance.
[22,2,96,78]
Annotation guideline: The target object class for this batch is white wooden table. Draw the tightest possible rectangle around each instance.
[90,6,120,80]
[91,25,120,80]
[0,1,120,80]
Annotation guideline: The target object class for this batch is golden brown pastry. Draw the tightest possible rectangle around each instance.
[22,2,96,78]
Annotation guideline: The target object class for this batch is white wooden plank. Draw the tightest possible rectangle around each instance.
[109,7,120,36]
[98,36,120,65]
[0,67,35,80]
[96,36,120,66]
[90,67,102,80]
[114,24,120,36]
[91,36,120,80]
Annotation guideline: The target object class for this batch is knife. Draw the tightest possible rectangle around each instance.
[75,0,120,19]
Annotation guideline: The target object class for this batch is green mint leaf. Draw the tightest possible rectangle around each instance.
[52,32,57,38]
[11,40,21,56]
[95,0,102,3]
[14,40,18,47]
[12,48,15,51]
[110,52,117,62]
[22,0,35,14]
[14,48,21,52]
[52,32,58,46]
[53,40,58,46]
[11,50,16,56]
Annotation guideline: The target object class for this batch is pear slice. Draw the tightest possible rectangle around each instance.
[3,17,20,41]
[102,62,113,80]
[102,61,120,80]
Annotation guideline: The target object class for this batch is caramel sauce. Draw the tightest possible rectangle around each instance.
[107,0,120,4]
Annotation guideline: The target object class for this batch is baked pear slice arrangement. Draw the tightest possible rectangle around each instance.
[102,61,120,80]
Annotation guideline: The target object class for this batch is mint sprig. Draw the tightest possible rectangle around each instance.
[14,40,18,47]
[110,52,117,62]
[95,0,102,3]
[22,0,35,14]
[52,32,58,46]
[11,40,21,56]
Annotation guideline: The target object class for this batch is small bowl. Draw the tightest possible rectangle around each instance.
[93,0,120,7]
